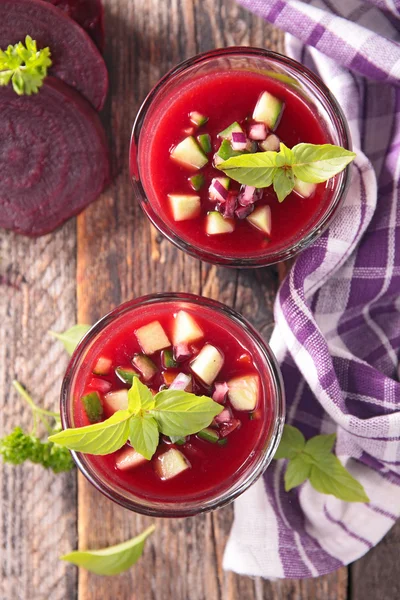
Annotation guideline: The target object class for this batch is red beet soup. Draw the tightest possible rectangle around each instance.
[61,294,284,517]
[130,48,350,267]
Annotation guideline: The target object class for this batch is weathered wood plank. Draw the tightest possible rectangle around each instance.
[0,224,78,600]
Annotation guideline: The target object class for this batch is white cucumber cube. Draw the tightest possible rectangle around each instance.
[206,211,235,235]
[104,389,129,414]
[92,356,112,375]
[246,205,272,235]
[170,136,208,169]
[191,344,224,385]
[169,194,201,221]
[155,448,191,480]
[228,375,259,411]
[173,310,204,346]
[218,121,243,140]
[253,91,283,130]
[135,321,171,355]
[293,178,317,198]
[259,134,280,152]
[116,447,148,471]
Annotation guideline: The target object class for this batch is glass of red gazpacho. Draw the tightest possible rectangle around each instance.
[60,293,284,517]
[130,47,352,267]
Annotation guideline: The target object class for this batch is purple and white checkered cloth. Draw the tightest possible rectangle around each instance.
[224,0,400,579]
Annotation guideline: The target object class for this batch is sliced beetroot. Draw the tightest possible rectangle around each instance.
[0,77,110,237]
[0,0,108,110]
[45,0,105,52]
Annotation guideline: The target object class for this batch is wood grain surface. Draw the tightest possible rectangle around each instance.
[1,0,399,599]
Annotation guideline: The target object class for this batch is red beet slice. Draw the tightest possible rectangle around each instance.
[0,77,110,237]
[0,0,108,111]
[45,0,105,52]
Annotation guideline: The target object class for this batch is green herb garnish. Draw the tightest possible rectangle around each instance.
[49,324,91,355]
[274,425,369,503]
[217,142,355,202]
[0,36,52,96]
[0,381,73,473]
[61,524,156,576]
[49,378,223,460]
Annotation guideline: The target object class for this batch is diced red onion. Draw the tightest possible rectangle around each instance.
[238,185,263,207]
[174,342,192,361]
[249,123,267,140]
[231,131,248,151]
[220,193,237,218]
[169,372,192,391]
[235,204,254,219]
[212,382,229,404]
[219,419,241,438]
[209,178,229,202]
[215,407,233,424]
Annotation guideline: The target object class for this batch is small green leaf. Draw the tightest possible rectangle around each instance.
[49,324,91,356]
[274,424,306,460]
[217,152,277,187]
[304,433,336,460]
[129,415,159,460]
[150,391,223,437]
[273,167,295,202]
[127,378,143,415]
[0,36,52,96]
[284,455,311,491]
[309,454,369,503]
[61,524,156,576]
[48,411,131,455]
[276,143,294,167]
[291,143,356,183]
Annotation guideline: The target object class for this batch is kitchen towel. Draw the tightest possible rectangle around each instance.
[224,0,400,578]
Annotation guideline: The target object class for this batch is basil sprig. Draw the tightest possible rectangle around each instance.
[274,425,369,503]
[217,142,356,202]
[49,378,223,460]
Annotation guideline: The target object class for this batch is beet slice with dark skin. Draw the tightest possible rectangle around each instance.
[0,0,108,111]
[45,0,105,52]
[0,77,110,237]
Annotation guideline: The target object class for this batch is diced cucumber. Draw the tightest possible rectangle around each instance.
[259,134,280,152]
[169,435,187,445]
[227,374,259,411]
[92,356,112,376]
[206,211,235,235]
[173,310,204,346]
[253,91,283,130]
[161,349,178,369]
[170,136,208,170]
[246,205,272,235]
[215,139,243,162]
[218,438,228,446]
[116,447,148,471]
[169,194,201,222]
[218,121,243,140]
[293,178,317,198]
[104,389,129,413]
[189,174,205,192]
[190,111,209,127]
[191,344,224,385]
[132,353,158,381]
[197,133,212,154]
[197,427,219,443]
[81,391,103,423]
[155,448,191,480]
[115,367,139,385]
[135,320,171,355]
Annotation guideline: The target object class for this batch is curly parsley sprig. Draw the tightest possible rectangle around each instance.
[0,36,52,96]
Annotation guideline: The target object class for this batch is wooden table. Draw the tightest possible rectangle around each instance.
[1,1,399,598]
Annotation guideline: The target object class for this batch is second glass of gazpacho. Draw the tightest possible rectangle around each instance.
[130,47,353,267]
[56,293,284,517]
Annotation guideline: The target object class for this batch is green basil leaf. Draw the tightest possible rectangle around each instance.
[48,410,131,455]
[61,524,155,576]
[127,377,154,415]
[129,414,159,460]
[276,142,294,167]
[273,167,295,202]
[284,454,311,491]
[150,390,223,437]
[304,433,336,460]
[309,454,369,503]
[291,143,356,183]
[274,424,306,460]
[217,152,277,187]
[49,324,91,356]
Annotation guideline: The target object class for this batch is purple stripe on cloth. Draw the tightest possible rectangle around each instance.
[323,507,373,549]
[367,504,398,521]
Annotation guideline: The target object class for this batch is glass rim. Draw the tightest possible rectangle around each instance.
[60,292,285,518]
[130,46,352,268]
